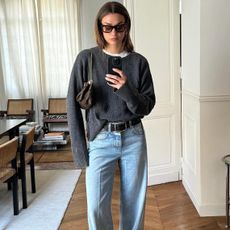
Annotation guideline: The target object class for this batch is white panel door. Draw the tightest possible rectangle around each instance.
[124,0,181,185]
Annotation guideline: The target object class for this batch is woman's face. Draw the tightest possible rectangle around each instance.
[101,13,126,51]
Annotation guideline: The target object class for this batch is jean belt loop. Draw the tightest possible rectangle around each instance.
[128,120,132,127]
[108,124,111,132]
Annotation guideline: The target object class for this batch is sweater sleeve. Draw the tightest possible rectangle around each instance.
[115,58,156,116]
[67,51,89,168]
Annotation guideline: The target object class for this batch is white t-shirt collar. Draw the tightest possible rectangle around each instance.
[103,49,129,58]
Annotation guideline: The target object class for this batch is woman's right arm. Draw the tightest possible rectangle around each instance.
[67,53,89,168]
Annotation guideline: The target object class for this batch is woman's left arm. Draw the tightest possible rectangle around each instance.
[114,60,156,116]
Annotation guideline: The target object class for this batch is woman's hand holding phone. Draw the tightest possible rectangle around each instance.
[105,56,127,89]
[105,68,127,89]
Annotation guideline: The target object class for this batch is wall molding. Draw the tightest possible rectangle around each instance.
[182,89,230,102]
[123,0,136,46]
[182,115,197,174]
[148,171,179,186]
[125,0,181,188]
[125,0,180,107]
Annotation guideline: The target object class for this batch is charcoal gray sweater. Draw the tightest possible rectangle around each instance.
[67,47,155,168]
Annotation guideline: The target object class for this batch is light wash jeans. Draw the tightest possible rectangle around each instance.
[86,122,147,230]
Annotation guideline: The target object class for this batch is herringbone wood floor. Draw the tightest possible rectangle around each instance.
[34,150,226,230]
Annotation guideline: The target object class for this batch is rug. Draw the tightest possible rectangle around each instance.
[0,169,81,230]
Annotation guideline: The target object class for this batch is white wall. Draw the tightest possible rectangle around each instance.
[181,0,200,95]
[182,0,230,216]
[200,0,230,96]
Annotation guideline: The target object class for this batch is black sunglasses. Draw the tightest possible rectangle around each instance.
[101,23,126,33]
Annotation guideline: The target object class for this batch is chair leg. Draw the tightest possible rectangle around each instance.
[8,181,12,190]
[21,168,28,209]
[43,122,49,133]
[12,175,19,215]
[30,158,36,193]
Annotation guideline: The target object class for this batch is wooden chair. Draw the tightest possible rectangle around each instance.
[0,98,35,121]
[41,98,67,133]
[18,127,36,209]
[0,137,19,215]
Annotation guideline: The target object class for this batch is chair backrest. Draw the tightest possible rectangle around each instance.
[21,127,35,152]
[48,98,67,115]
[0,137,18,167]
[7,99,33,116]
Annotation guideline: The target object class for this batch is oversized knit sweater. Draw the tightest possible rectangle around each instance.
[67,47,156,168]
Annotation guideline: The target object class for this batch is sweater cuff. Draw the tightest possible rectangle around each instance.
[115,80,138,104]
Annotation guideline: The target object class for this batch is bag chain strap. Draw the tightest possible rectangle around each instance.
[88,52,93,82]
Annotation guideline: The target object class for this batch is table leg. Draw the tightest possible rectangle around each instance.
[226,164,229,228]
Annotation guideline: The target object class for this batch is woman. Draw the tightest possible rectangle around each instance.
[67,2,156,230]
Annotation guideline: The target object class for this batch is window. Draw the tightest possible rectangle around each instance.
[0,0,80,120]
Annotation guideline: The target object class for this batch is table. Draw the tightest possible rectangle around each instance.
[0,118,27,138]
[223,155,230,228]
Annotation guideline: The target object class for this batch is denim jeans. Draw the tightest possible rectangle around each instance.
[86,122,147,230]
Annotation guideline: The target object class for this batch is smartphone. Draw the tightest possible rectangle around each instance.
[108,56,122,76]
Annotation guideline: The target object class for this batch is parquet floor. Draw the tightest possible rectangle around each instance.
[34,150,226,230]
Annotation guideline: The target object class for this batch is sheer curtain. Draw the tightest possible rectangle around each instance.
[0,0,40,103]
[0,0,80,122]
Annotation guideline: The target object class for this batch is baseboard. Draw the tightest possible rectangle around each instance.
[148,171,179,186]
[182,178,225,216]
[198,204,225,217]
[182,178,201,214]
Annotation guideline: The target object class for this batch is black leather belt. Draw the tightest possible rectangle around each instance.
[105,118,141,132]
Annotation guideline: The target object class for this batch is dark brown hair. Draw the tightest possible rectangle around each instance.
[95,1,134,52]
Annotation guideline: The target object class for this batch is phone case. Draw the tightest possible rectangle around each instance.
[108,56,122,76]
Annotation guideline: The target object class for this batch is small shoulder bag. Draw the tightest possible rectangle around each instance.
[76,53,93,110]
